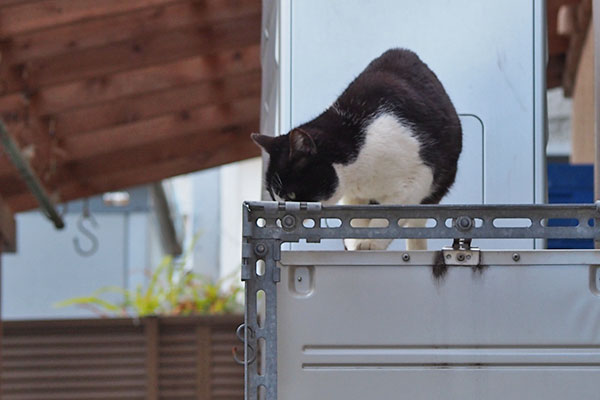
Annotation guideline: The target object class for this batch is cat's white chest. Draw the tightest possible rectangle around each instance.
[333,112,434,204]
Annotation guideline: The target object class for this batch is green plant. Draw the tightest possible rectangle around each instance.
[55,251,242,317]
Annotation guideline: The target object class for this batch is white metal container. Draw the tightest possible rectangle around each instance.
[241,202,600,400]
[278,249,600,400]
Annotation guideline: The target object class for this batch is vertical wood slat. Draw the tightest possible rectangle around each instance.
[0,196,16,252]
[0,243,3,400]
[197,325,212,399]
[145,317,159,400]
[1,316,243,399]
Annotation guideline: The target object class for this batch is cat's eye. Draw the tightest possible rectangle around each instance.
[288,192,296,200]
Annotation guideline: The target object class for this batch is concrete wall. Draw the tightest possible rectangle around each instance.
[1,187,160,320]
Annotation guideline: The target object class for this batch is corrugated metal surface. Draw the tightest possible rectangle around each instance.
[0,316,243,400]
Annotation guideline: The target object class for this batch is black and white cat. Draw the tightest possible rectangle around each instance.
[252,48,462,250]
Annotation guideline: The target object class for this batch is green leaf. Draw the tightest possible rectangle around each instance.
[54,296,122,313]
[56,234,242,317]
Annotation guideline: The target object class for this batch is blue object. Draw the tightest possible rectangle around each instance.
[547,163,594,249]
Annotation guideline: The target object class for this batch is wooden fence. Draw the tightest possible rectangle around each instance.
[0,315,244,400]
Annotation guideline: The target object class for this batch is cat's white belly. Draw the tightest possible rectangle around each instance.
[333,112,434,205]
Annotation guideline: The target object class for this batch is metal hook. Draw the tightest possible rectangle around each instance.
[232,344,256,365]
[73,199,99,257]
[232,323,257,365]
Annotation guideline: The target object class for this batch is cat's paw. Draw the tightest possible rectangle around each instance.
[344,238,391,250]
[406,238,427,250]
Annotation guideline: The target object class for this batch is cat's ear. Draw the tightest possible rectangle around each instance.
[289,129,317,159]
[251,133,276,153]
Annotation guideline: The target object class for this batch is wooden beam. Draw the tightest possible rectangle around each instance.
[63,117,259,180]
[63,96,260,161]
[0,120,64,228]
[546,0,580,90]
[558,3,577,35]
[0,0,180,37]
[0,99,260,199]
[0,94,52,186]
[54,70,261,138]
[31,44,260,115]
[0,232,2,373]
[3,14,261,93]
[0,175,26,200]
[1,0,260,63]
[549,32,571,56]
[5,119,260,211]
[562,0,593,96]
[571,22,594,163]
[0,106,259,201]
[0,1,41,7]
[548,0,581,56]
[0,195,16,253]
[0,69,261,181]
[547,54,567,88]
[67,130,260,200]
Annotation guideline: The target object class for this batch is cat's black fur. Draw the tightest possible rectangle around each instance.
[252,48,462,204]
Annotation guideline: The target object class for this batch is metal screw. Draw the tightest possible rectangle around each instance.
[456,216,473,231]
[512,253,520,262]
[281,214,296,230]
[402,253,410,262]
[466,254,471,260]
[456,253,465,262]
[254,243,267,256]
[297,276,303,282]
[446,254,452,259]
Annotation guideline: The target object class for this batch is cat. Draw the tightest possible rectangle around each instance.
[251,48,462,250]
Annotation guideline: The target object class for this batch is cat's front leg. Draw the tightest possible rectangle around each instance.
[345,218,393,250]
[343,216,369,251]
[341,197,374,251]
[403,218,428,250]
[355,238,393,250]
[345,238,392,250]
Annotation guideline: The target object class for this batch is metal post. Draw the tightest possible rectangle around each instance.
[0,120,64,229]
[594,0,600,248]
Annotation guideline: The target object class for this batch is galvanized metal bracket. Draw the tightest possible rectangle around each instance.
[443,238,481,266]
[240,201,600,400]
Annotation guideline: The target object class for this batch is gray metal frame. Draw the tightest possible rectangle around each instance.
[240,201,600,399]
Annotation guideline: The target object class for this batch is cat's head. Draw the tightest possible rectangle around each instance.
[251,129,340,203]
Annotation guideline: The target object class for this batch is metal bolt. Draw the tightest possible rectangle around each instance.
[254,243,267,256]
[297,276,303,282]
[456,253,465,262]
[446,254,452,259]
[466,254,471,260]
[456,216,473,231]
[281,214,296,230]
[402,253,410,262]
[512,253,520,262]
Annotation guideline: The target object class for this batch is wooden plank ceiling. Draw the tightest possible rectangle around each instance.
[0,0,591,213]
[0,0,261,212]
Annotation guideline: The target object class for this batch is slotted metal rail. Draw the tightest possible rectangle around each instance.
[239,201,600,400]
